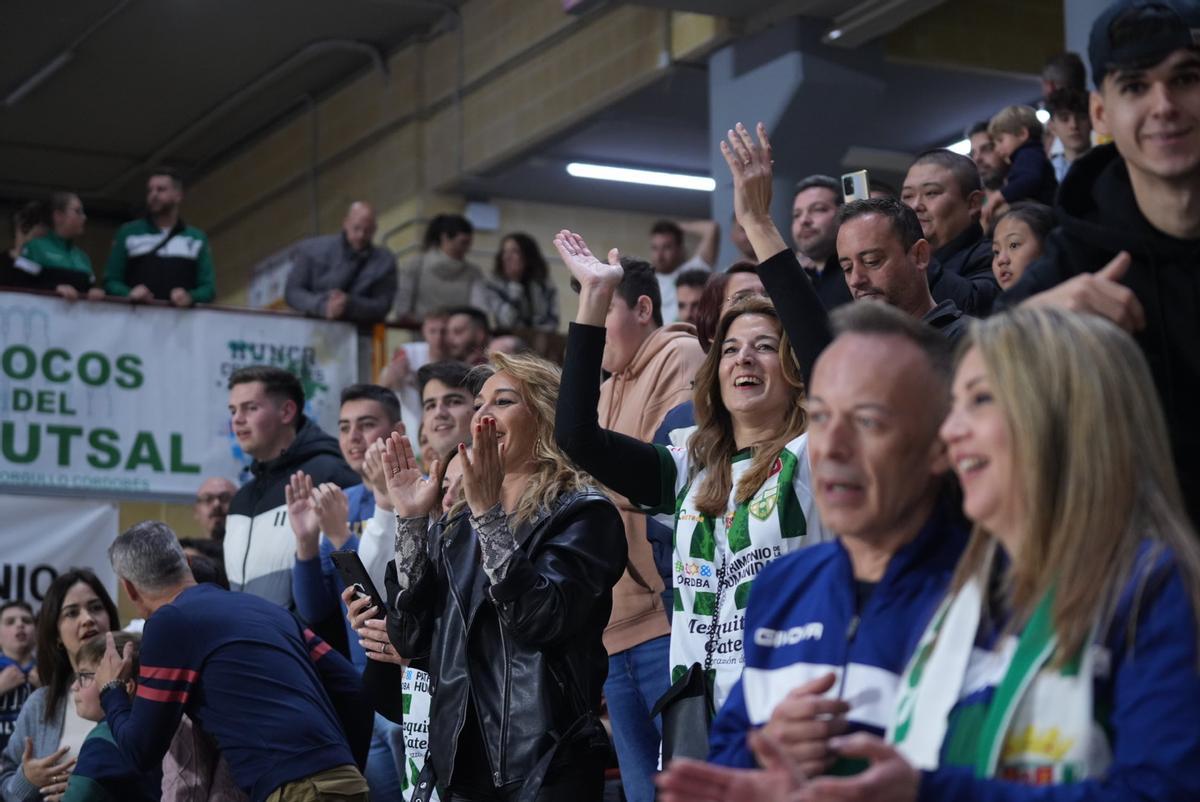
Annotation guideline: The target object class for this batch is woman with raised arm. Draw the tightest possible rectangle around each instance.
[347,351,625,802]
[552,231,831,713]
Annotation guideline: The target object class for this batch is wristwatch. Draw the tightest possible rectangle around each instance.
[99,679,127,697]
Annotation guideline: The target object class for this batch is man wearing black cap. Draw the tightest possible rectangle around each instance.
[1005,0,1200,525]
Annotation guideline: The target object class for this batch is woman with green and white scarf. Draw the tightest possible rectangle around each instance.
[657,308,1200,802]
[803,308,1200,801]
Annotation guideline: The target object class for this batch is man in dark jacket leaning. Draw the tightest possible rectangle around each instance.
[284,202,397,325]
[1002,0,1200,526]
[223,366,359,647]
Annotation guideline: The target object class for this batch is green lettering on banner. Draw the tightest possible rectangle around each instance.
[169,435,200,474]
[1,345,36,380]
[45,425,83,466]
[125,432,164,472]
[1,422,38,463]
[78,352,110,387]
[42,349,71,383]
[115,354,144,389]
[87,429,121,469]
[11,389,31,412]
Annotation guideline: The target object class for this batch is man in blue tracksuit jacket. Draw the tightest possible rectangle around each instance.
[708,493,968,767]
[708,302,970,773]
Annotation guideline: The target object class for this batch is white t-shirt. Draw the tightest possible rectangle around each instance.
[657,255,711,325]
[645,433,831,708]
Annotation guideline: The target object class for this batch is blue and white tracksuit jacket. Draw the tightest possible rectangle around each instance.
[708,496,969,767]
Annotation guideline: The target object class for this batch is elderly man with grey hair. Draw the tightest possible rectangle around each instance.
[93,521,372,802]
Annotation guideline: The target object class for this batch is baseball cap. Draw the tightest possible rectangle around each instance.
[1089,0,1200,87]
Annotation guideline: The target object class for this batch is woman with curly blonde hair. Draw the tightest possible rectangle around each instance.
[349,350,626,802]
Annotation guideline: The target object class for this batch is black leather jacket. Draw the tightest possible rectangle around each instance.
[368,488,626,792]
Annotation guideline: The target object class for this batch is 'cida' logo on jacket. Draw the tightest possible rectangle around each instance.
[754,622,824,647]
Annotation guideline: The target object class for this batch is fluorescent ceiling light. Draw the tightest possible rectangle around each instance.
[1036,108,1050,124]
[566,162,715,192]
[947,138,972,155]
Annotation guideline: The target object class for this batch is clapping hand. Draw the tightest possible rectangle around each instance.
[381,431,441,518]
[312,482,351,548]
[285,471,321,560]
[792,734,919,802]
[657,731,807,802]
[459,416,505,517]
[759,672,850,778]
[361,438,394,510]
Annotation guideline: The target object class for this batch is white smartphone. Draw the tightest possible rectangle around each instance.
[841,170,870,203]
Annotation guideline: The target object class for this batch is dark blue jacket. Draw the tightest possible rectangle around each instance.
[61,721,160,802]
[100,583,371,802]
[709,494,968,767]
[1000,139,1057,206]
[292,482,376,670]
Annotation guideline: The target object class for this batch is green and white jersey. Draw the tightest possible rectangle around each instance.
[646,432,831,708]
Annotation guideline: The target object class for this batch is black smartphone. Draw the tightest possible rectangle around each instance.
[330,550,387,617]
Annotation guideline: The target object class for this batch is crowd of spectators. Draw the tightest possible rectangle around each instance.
[4,1,1200,801]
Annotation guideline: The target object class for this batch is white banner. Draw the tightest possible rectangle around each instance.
[399,667,437,800]
[0,494,118,607]
[0,292,358,499]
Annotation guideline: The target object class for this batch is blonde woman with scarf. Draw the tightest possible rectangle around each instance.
[658,307,1200,802]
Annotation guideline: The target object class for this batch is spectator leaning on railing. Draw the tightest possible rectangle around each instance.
[284,201,397,325]
[104,168,215,307]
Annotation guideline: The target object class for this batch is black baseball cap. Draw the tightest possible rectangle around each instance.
[1089,0,1200,87]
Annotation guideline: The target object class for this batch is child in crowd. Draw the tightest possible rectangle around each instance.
[990,201,1055,290]
[984,105,1058,223]
[1045,87,1093,182]
[61,632,160,802]
[0,601,38,752]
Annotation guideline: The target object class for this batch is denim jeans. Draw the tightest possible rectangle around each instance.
[363,712,405,801]
[604,634,671,802]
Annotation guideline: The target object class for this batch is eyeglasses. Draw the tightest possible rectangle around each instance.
[73,672,96,688]
[196,493,233,505]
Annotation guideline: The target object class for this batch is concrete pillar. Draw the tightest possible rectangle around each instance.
[707,19,908,268]
[1064,0,1111,86]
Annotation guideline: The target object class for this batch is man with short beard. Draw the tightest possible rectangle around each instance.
[791,175,852,309]
[967,121,1008,190]
[104,167,215,306]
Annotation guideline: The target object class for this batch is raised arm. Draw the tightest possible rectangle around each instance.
[680,219,720,269]
[551,231,672,509]
[721,123,833,385]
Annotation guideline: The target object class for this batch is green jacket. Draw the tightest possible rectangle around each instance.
[104,217,215,302]
[16,233,95,292]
